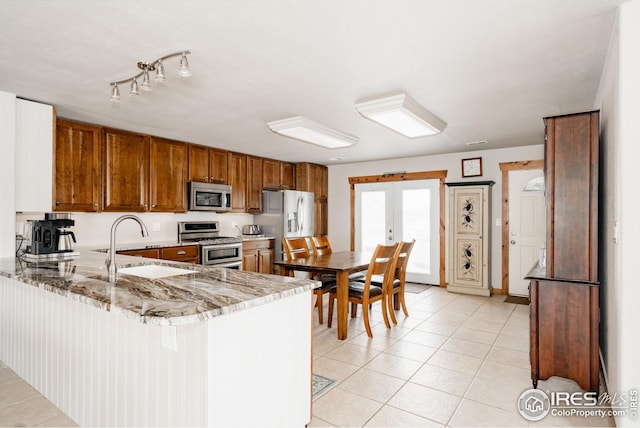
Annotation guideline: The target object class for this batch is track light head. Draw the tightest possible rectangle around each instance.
[110,84,120,102]
[129,78,139,96]
[155,60,166,82]
[178,52,191,77]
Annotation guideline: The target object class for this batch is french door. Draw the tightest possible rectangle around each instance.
[354,179,440,285]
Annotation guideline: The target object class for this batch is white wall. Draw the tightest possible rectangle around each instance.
[596,2,640,426]
[0,91,16,258]
[16,211,255,248]
[328,144,544,289]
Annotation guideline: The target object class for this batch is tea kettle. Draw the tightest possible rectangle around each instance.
[57,229,76,252]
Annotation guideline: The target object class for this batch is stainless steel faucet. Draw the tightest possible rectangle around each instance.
[106,215,149,281]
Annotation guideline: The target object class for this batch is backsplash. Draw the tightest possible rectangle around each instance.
[16,211,254,247]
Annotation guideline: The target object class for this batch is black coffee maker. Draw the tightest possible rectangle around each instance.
[26,214,76,255]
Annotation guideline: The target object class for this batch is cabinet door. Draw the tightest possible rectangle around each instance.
[318,165,328,199]
[262,158,281,189]
[280,162,296,190]
[227,152,247,212]
[54,119,102,212]
[15,99,54,212]
[447,185,490,296]
[246,155,263,213]
[242,250,259,272]
[209,148,228,184]
[258,249,274,274]
[103,129,149,212]
[149,137,187,212]
[315,200,328,237]
[188,144,210,183]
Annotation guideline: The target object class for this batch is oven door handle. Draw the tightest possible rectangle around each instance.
[202,242,241,251]
[209,261,242,269]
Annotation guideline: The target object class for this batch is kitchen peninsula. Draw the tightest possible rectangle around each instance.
[0,250,317,427]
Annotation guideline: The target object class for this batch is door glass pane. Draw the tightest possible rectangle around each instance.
[401,188,431,275]
[360,191,386,253]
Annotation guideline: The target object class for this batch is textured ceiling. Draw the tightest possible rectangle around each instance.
[0,0,625,165]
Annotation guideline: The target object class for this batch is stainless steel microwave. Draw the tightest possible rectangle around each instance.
[188,182,232,212]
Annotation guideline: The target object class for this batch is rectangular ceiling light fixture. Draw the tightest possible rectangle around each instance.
[267,116,359,149]
[355,92,447,138]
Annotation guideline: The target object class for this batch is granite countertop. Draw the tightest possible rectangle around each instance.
[0,249,318,326]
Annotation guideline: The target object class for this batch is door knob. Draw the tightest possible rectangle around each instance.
[510,240,516,245]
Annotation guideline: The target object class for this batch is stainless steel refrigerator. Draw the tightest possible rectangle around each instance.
[255,190,314,261]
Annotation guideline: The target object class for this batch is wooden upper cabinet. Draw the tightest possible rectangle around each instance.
[54,119,102,212]
[544,111,599,282]
[209,148,228,184]
[188,145,228,184]
[227,151,247,212]
[188,144,210,183]
[149,137,188,212]
[296,162,328,236]
[263,159,296,190]
[262,158,280,189]
[281,161,296,190]
[246,155,263,213]
[103,128,149,212]
[296,162,327,199]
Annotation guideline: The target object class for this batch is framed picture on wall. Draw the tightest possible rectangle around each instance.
[462,157,483,178]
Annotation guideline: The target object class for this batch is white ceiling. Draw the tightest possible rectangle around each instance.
[0,0,625,165]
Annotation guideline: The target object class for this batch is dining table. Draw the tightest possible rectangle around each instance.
[273,250,371,340]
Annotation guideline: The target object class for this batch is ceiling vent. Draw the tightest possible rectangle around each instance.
[465,140,488,147]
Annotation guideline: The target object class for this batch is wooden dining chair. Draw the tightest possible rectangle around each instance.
[387,239,415,324]
[310,235,366,282]
[282,237,335,325]
[326,242,399,338]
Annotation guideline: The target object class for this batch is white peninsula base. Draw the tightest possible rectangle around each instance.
[0,276,312,427]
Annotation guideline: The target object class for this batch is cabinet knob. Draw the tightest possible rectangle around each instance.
[177,250,186,255]
[55,200,59,206]
[151,204,156,208]
[94,202,98,207]
[510,240,516,245]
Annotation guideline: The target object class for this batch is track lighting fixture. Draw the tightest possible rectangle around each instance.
[109,50,191,102]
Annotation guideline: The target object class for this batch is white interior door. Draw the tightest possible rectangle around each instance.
[508,170,545,296]
[355,179,439,285]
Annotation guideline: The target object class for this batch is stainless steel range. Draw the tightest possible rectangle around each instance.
[177,221,242,269]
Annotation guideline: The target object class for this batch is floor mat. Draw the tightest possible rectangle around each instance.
[505,295,530,305]
[312,374,336,400]
[405,283,432,294]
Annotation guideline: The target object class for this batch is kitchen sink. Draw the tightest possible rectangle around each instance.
[118,264,196,279]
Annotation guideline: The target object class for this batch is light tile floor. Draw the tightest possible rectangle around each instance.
[0,286,615,427]
[0,361,77,427]
[310,285,615,428]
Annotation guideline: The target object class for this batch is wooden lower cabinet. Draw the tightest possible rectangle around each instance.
[117,248,160,259]
[160,245,199,264]
[242,239,274,274]
[117,245,199,264]
[529,277,599,392]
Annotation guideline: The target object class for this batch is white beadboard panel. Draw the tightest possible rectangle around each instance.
[207,290,312,427]
[0,277,313,427]
[15,98,53,212]
[0,276,207,427]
